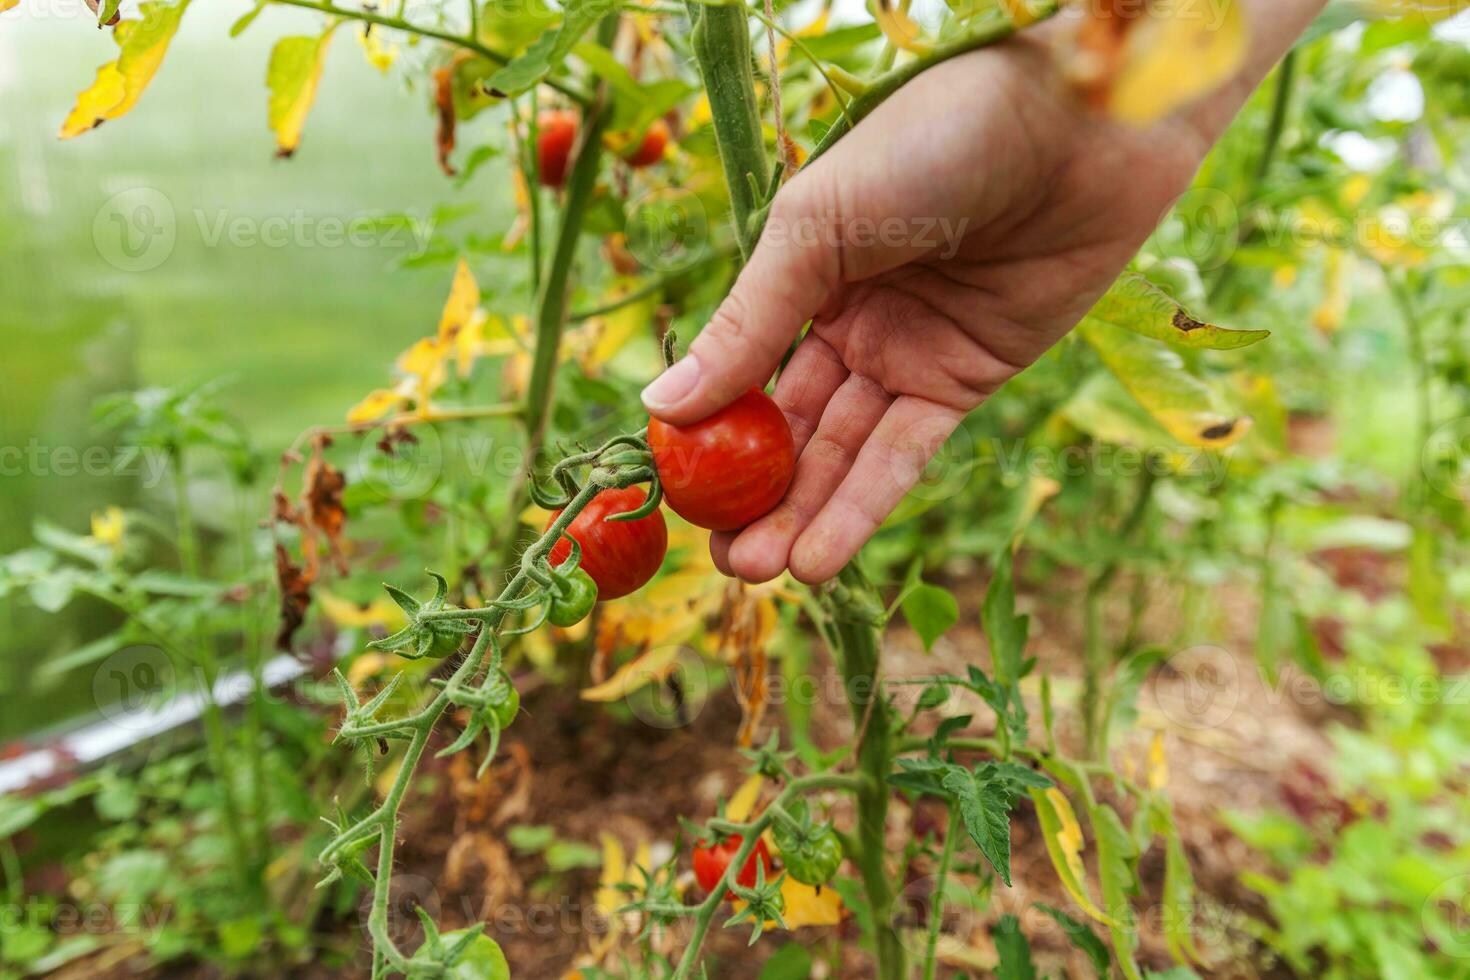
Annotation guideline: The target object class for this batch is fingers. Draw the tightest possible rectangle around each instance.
[788,397,963,585]
[641,188,840,425]
[726,374,892,583]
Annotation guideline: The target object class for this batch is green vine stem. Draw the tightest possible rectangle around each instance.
[922,807,962,980]
[686,0,771,258]
[265,0,594,105]
[1081,468,1156,760]
[498,16,618,573]
[824,564,905,980]
[171,447,256,895]
[325,469,639,975]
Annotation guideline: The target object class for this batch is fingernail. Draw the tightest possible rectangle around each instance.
[641,356,700,413]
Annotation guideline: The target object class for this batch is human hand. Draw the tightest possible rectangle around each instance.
[641,1,1324,584]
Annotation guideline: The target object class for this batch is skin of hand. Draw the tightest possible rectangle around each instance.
[641,0,1328,585]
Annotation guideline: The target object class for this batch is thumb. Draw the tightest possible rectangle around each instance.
[640,183,839,425]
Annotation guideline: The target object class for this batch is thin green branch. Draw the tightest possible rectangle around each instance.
[922,807,961,980]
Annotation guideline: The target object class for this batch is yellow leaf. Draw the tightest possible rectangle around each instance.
[870,0,929,54]
[581,646,684,702]
[1312,248,1352,334]
[317,590,408,631]
[1030,787,1115,926]
[396,337,452,405]
[437,259,481,341]
[0,0,19,11]
[779,877,845,928]
[726,774,765,822]
[997,0,1041,25]
[60,0,192,139]
[1105,0,1250,125]
[1148,732,1169,792]
[346,388,408,424]
[267,30,335,157]
[1079,318,1252,450]
[357,24,397,73]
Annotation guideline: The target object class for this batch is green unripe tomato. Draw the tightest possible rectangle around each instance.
[427,628,466,658]
[548,567,598,628]
[486,671,520,730]
[772,802,843,886]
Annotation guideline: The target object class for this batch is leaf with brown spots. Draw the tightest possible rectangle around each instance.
[1088,273,1270,350]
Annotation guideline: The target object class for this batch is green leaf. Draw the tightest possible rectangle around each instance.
[484,4,598,98]
[942,766,1021,886]
[1078,319,1250,450]
[506,824,556,853]
[545,840,602,872]
[1093,803,1143,980]
[36,630,135,681]
[799,22,882,59]
[229,0,265,36]
[758,942,813,979]
[1103,647,1167,750]
[1088,273,1270,350]
[993,915,1037,980]
[1150,803,1204,969]
[1037,903,1111,976]
[901,582,959,653]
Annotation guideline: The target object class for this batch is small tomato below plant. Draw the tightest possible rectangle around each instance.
[649,388,795,531]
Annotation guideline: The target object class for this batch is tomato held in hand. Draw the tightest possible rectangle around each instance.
[692,834,774,893]
[537,110,579,188]
[547,487,668,600]
[649,388,795,532]
[623,119,669,168]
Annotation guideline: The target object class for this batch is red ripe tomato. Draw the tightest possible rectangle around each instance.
[648,388,795,532]
[537,110,579,189]
[547,486,667,600]
[692,835,774,893]
[623,119,669,168]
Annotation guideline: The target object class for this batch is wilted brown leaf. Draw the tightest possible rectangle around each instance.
[274,543,313,651]
[433,65,458,176]
[302,435,348,576]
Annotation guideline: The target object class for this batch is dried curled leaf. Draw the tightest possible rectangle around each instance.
[1064,0,1249,124]
[302,436,349,575]
[267,29,335,156]
[433,65,458,176]
[274,543,313,651]
[60,0,192,139]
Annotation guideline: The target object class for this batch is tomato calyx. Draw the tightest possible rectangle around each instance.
[367,570,477,661]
